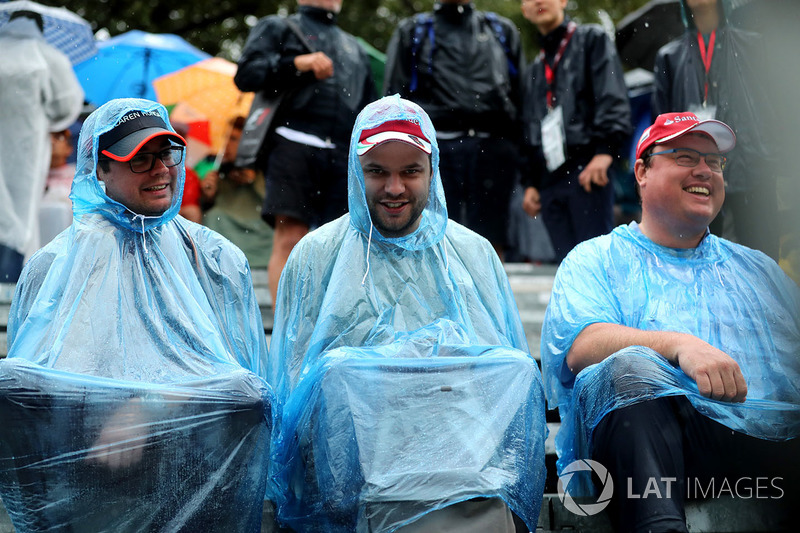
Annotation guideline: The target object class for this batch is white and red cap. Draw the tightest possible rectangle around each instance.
[99,109,186,162]
[356,119,432,156]
[636,112,736,160]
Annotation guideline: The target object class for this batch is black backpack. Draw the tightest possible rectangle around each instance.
[409,11,518,92]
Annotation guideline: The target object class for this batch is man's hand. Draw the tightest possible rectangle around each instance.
[522,186,542,218]
[86,398,149,470]
[227,167,256,186]
[578,154,613,193]
[669,334,748,403]
[294,52,334,80]
[201,170,219,202]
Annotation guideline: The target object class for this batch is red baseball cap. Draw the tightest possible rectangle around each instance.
[356,119,432,156]
[635,112,736,160]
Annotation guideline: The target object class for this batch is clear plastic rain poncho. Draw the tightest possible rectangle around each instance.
[268,95,546,532]
[0,17,83,259]
[1,99,273,532]
[541,222,800,495]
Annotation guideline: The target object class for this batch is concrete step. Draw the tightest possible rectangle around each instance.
[1,493,784,533]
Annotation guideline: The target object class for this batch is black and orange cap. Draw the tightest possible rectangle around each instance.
[99,109,186,162]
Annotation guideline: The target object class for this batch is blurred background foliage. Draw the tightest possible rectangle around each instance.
[56,0,653,61]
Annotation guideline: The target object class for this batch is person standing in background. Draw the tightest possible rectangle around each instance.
[519,0,631,263]
[201,117,274,270]
[384,0,524,259]
[0,10,83,281]
[652,0,778,260]
[234,0,375,306]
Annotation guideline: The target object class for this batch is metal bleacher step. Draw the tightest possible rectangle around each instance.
[0,263,553,360]
[0,491,782,533]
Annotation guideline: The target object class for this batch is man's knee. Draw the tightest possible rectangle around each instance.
[272,216,308,255]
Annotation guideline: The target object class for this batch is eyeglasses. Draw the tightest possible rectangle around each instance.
[649,148,727,172]
[127,146,185,173]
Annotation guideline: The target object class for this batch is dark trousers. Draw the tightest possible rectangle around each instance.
[0,243,23,283]
[260,135,349,229]
[540,162,615,262]
[591,397,800,533]
[437,136,518,247]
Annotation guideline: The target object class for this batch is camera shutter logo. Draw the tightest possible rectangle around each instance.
[557,459,614,516]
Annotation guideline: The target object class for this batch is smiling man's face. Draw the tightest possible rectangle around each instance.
[636,133,725,246]
[98,137,179,216]
[360,141,431,239]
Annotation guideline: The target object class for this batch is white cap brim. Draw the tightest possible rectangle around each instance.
[656,119,736,153]
[356,131,432,156]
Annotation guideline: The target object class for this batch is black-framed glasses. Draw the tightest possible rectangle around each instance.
[649,148,727,172]
[127,146,185,173]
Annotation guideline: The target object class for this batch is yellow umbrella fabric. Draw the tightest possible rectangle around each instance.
[153,57,253,154]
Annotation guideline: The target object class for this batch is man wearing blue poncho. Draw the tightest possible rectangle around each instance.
[541,112,800,532]
[2,99,272,531]
[268,95,546,532]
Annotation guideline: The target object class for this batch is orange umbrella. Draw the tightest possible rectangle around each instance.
[165,103,214,169]
[153,57,253,156]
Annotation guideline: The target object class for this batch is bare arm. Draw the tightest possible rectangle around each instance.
[568,323,748,402]
[577,154,612,192]
[522,186,541,217]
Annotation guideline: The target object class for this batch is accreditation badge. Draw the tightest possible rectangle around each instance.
[541,106,566,172]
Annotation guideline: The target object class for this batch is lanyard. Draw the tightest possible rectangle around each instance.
[540,21,577,109]
[697,30,716,103]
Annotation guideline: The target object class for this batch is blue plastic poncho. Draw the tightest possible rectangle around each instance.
[268,95,546,532]
[541,222,800,495]
[1,99,272,532]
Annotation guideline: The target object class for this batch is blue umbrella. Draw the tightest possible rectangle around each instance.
[74,30,210,106]
[0,0,97,65]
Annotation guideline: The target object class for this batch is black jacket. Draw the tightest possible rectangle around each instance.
[520,19,631,188]
[383,2,523,136]
[652,1,773,193]
[234,6,375,145]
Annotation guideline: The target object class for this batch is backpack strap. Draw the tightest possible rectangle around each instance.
[285,15,315,53]
[483,12,518,77]
[410,13,435,93]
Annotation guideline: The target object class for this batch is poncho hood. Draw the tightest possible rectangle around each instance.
[0,16,42,39]
[347,95,447,251]
[71,98,185,233]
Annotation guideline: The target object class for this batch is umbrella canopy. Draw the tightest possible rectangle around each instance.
[0,0,97,65]
[74,30,210,107]
[153,57,253,155]
[616,0,685,71]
